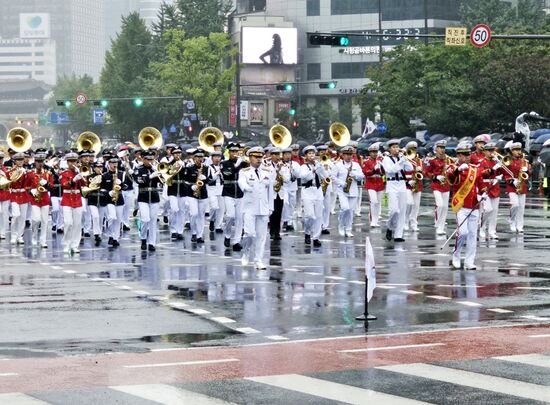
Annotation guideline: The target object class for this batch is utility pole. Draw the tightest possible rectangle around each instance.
[378,0,383,63]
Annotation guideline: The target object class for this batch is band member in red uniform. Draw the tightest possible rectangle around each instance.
[503,142,531,233]
[424,140,452,235]
[8,153,30,245]
[470,134,488,165]
[478,142,504,239]
[0,152,10,239]
[404,141,423,232]
[60,152,86,254]
[28,153,53,247]
[446,142,488,270]
[362,143,385,228]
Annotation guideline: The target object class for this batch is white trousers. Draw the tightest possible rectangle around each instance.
[295,187,303,217]
[355,186,363,215]
[406,191,422,230]
[208,194,225,230]
[322,190,332,229]
[169,195,187,234]
[481,197,500,235]
[387,190,408,239]
[187,197,207,239]
[81,198,91,234]
[122,189,136,227]
[283,189,297,223]
[139,202,159,245]
[51,196,64,230]
[508,192,526,231]
[453,208,480,268]
[223,197,243,244]
[31,205,49,245]
[367,189,382,226]
[88,205,104,236]
[11,202,29,241]
[303,198,323,239]
[63,206,83,249]
[106,204,123,240]
[242,213,268,263]
[0,200,10,236]
[433,190,450,232]
[338,193,357,232]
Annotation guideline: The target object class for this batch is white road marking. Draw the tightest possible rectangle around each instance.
[515,287,550,291]
[235,327,261,334]
[168,302,188,309]
[265,335,289,341]
[246,374,429,405]
[210,317,236,324]
[0,393,50,404]
[115,285,132,290]
[0,373,18,377]
[401,290,423,295]
[111,384,237,405]
[437,284,483,288]
[529,334,550,338]
[457,301,483,307]
[131,290,150,296]
[426,295,451,300]
[520,315,550,321]
[123,358,240,369]
[62,270,76,274]
[487,308,514,313]
[186,308,211,315]
[495,354,550,369]
[377,363,550,402]
[338,343,446,353]
[50,266,63,270]
[349,280,366,285]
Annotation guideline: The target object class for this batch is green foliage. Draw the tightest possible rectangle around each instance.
[49,74,99,134]
[151,30,236,126]
[176,0,233,38]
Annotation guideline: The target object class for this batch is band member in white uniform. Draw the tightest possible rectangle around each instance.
[382,139,413,242]
[207,150,224,233]
[281,147,299,232]
[269,147,290,241]
[238,147,274,270]
[333,145,365,238]
[316,145,334,235]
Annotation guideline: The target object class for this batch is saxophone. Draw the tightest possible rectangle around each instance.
[273,162,284,193]
[516,155,529,193]
[112,168,121,203]
[193,164,204,198]
[343,163,353,193]
[34,169,47,203]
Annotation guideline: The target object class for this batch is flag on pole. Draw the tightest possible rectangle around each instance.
[365,236,376,302]
[362,118,377,138]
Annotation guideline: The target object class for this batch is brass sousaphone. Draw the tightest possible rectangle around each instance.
[7,127,32,153]
[198,127,224,153]
[269,124,292,149]
[329,122,351,147]
[138,127,163,150]
[77,131,102,156]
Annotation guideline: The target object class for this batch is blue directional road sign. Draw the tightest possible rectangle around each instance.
[377,122,387,134]
[49,112,58,124]
[93,109,105,125]
[169,124,177,133]
[59,112,69,125]
[182,118,191,127]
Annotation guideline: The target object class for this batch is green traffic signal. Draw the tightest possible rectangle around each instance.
[100,100,109,107]
[289,108,296,116]
[64,100,72,108]
[339,36,350,46]
[133,98,144,107]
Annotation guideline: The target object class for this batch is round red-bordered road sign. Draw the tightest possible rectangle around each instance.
[75,92,88,106]
[470,24,492,48]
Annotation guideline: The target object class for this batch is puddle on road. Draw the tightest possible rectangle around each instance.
[140,331,238,345]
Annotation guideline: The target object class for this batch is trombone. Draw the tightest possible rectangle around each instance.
[493,152,516,178]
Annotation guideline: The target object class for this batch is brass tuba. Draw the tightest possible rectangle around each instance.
[77,131,101,156]
[198,127,224,153]
[138,127,163,150]
[269,124,292,149]
[329,122,350,147]
[7,127,32,152]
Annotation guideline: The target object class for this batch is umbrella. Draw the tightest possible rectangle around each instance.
[429,134,447,142]
[399,136,419,148]
[535,134,550,144]
[531,128,550,139]
[538,147,550,164]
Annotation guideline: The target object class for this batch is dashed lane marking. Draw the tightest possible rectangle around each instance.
[235,327,261,334]
[457,301,483,307]
[0,373,18,377]
[209,317,236,324]
[123,358,240,369]
[186,308,211,315]
[265,335,289,341]
[529,334,550,338]
[426,295,451,300]
[0,392,49,404]
[487,308,514,314]
[337,343,446,353]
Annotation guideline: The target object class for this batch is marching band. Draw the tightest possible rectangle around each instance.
[0,123,538,271]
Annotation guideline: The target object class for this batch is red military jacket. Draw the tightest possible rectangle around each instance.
[8,167,31,204]
[469,150,485,165]
[0,167,10,202]
[424,156,451,192]
[28,168,54,207]
[478,157,503,199]
[291,155,304,165]
[60,168,86,208]
[405,156,424,193]
[503,157,531,194]
[447,164,487,210]
[362,157,385,192]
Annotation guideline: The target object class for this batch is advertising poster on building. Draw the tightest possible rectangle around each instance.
[229,96,237,127]
[240,101,249,121]
[20,13,51,39]
[275,101,291,114]
[242,27,298,65]
[249,103,265,125]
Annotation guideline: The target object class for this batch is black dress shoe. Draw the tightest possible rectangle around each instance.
[122,225,131,231]
[394,238,405,242]
[141,240,147,250]
[305,234,311,244]
[286,225,295,231]
[52,226,56,232]
[196,237,204,244]
[232,243,242,251]
[108,237,114,245]
[148,244,156,251]
[271,234,282,241]
[209,221,215,231]
[133,209,138,217]
[184,223,191,230]
[215,228,223,234]
[94,234,101,242]
[321,229,330,235]
[57,229,64,234]
[313,239,322,247]
[112,240,120,247]
[171,233,178,239]
[191,234,197,242]
[163,216,169,224]
[385,229,393,241]
[25,220,30,228]
[224,237,231,247]
[84,232,91,238]
[177,234,184,240]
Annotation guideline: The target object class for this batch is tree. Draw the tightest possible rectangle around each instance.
[176,0,233,38]
[100,12,159,138]
[49,74,99,144]
[151,29,236,127]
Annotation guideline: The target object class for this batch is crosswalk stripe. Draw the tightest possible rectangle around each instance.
[111,384,237,405]
[246,374,429,404]
[0,393,50,405]
[378,363,550,403]
[494,354,550,369]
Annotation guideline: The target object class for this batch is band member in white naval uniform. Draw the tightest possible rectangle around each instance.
[333,145,365,237]
[206,150,224,233]
[269,147,290,241]
[281,147,300,232]
[299,145,328,247]
[238,147,274,270]
[317,145,334,235]
[382,139,413,242]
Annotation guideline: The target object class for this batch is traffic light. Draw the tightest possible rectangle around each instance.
[289,101,296,116]
[187,125,193,133]
[133,98,144,107]
[276,84,293,92]
[56,100,72,107]
[309,34,350,46]
[292,120,298,128]
[93,100,109,107]
[319,82,337,89]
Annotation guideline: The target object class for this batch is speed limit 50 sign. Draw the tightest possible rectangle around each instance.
[470,24,492,48]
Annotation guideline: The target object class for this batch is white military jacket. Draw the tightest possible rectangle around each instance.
[238,164,275,215]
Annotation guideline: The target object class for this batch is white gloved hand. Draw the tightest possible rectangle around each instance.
[477,194,485,202]
[436,175,445,182]
[39,179,48,186]
[30,189,38,197]
[374,163,380,170]
[492,162,502,170]
[408,180,416,187]
[198,174,206,181]
[115,179,121,185]
[149,172,160,179]
[513,179,520,187]
[235,157,243,167]
[495,174,503,181]
[521,166,528,172]
[416,165,422,172]
[191,185,198,191]
[73,174,82,182]
[458,163,469,172]
[108,190,114,197]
